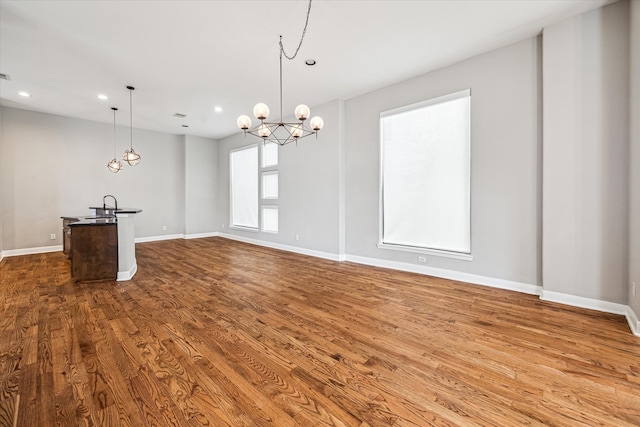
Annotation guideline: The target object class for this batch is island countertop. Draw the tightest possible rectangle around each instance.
[88,207,143,214]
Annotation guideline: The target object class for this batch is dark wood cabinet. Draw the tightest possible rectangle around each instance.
[70,223,118,281]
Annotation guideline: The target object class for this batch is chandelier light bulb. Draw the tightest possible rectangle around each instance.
[290,124,304,138]
[253,103,270,120]
[108,158,123,173]
[310,116,324,131]
[294,104,310,121]
[237,115,252,130]
[258,123,272,138]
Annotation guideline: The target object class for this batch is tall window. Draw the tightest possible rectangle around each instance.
[380,89,471,256]
[261,142,278,233]
[230,144,258,229]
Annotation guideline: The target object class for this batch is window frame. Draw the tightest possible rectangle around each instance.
[377,89,473,261]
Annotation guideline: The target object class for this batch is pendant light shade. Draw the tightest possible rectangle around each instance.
[123,85,141,166]
[107,107,123,173]
[123,148,141,166]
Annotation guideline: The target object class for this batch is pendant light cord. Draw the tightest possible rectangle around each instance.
[127,86,135,150]
[112,107,118,158]
[279,0,312,60]
[278,0,313,121]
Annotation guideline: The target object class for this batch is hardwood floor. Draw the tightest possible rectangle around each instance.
[1,237,640,426]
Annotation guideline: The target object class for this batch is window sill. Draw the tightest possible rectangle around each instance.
[377,242,473,261]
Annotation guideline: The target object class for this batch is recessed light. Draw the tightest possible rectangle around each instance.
[214,106,223,113]
[97,94,109,100]
[18,91,31,97]
[305,59,316,66]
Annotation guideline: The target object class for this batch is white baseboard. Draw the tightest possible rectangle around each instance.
[626,306,640,337]
[345,254,542,296]
[540,290,627,316]
[218,233,342,262]
[117,261,137,281]
[184,231,220,240]
[135,234,184,243]
[1,245,63,258]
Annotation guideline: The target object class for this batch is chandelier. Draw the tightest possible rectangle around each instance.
[236,0,323,146]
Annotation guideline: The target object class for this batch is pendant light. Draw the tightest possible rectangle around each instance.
[107,107,123,173]
[122,85,141,166]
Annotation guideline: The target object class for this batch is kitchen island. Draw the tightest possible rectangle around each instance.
[63,204,142,282]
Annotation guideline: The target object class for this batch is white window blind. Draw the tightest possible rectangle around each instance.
[380,89,471,255]
[262,142,278,168]
[262,171,278,199]
[262,206,278,233]
[230,145,258,229]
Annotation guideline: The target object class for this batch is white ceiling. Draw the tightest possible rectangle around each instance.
[0,0,614,140]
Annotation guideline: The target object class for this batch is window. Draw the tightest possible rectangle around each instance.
[261,142,279,233]
[380,89,471,257]
[230,144,258,229]
[262,206,279,233]
[262,142,278,168]
[262,171,278,199]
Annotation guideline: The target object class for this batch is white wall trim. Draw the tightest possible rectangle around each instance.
[184,231,220,240]
[135,234,185,243]
[540,290,628,316]
[625,306,640,337]
[345,254,542,296]
[1,245,63,258]
[218,233,342,261]
[116,261,137,281]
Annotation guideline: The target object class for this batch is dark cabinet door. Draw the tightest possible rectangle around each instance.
[71,224,118,281]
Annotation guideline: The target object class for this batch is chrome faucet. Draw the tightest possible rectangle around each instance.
[103,194,118,211]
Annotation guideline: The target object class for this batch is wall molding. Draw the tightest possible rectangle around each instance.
[626,306,640,337]
[540,290,628,316]
[1,245,63,259]
[135,234,185,243]
[184,232,220,240]
[345,254,542,296]
[218,233,342,262]
[116,261,138,282]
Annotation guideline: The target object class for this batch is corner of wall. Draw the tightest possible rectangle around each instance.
[626,305,640,337]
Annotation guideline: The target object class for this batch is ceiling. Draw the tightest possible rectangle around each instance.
[0,0,614,140]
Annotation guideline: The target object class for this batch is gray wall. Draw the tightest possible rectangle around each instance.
[630,0,640,315]
[185,135,219,236]
[0,107,218,250]
[217,99,344,256]
[0,107,4,256]
[345,38,541,286]
[542,1,629,304]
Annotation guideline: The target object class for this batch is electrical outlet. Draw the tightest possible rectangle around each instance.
[417,256,427,263]
[295,234,300,241]
[50,234,56,240]
[633,282,637,297]
[222,223,225,228]
[162,225,167,231]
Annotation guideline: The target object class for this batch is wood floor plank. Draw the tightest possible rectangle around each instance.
[2,237,640,425]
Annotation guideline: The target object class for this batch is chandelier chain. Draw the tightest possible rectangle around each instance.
[279,0,312,60]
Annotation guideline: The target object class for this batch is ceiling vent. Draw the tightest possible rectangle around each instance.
[0,73,10,80]
[173,113,187,118]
